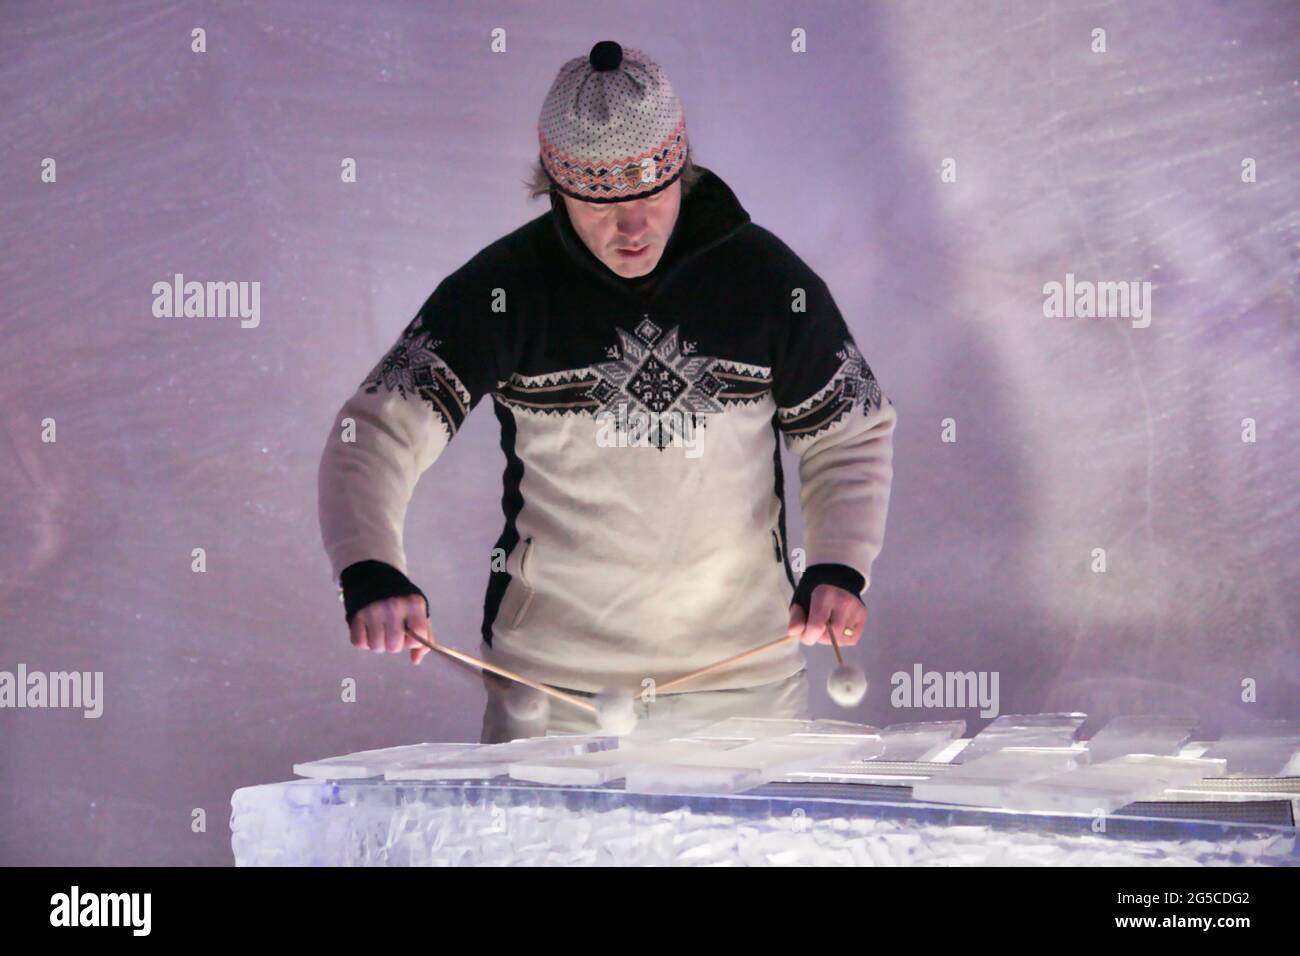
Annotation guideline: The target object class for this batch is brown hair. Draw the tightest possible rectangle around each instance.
[524,154,702,201]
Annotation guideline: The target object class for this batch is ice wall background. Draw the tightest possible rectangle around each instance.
[1,0,1296,864]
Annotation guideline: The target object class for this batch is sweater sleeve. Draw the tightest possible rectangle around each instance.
[317,260,512,586]
[772,276,897,595]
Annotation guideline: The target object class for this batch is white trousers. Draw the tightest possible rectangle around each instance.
[479,669,810,744]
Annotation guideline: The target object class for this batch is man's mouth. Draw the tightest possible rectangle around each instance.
[617,245,649,258]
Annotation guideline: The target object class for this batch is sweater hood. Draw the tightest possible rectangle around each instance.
[549,166,752,298]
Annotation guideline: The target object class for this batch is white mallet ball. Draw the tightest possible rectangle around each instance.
[827,664,868,708]
[593,687,638,736]
[505,683,550,724]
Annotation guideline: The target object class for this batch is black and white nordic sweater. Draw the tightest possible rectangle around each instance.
[317,167,897,693]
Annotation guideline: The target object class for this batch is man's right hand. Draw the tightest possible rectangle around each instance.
[349,595,433,665]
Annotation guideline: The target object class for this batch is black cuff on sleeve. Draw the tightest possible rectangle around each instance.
[790,563,866,616]
[339,560,428,625]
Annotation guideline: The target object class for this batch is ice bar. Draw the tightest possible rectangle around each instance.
[956,713,1087,764]
[911,747,1089,808]
[1083,715,1198,764]
[1002,755,1227,814]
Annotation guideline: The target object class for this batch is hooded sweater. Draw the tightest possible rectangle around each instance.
[317,167,897,693]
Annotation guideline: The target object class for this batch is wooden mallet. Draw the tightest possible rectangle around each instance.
[655,618,869,708]
[402,627,596,715]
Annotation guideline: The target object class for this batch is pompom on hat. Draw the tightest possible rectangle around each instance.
[538,41,689,204]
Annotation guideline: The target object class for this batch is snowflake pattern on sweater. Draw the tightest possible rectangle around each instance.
[777,340,885,446]
[492,319,774,449]
[360,318,472,440]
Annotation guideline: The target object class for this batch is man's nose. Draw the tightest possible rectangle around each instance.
[616,206,648,236]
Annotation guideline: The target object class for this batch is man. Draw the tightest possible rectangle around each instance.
[317,42,897,742]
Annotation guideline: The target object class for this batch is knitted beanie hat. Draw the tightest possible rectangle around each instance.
[538,41,689,204]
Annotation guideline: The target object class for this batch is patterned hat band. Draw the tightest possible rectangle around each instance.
[538,119,689,203]
[537,41,689,204]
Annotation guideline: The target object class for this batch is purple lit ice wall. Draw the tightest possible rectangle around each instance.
[1,1,1296,863]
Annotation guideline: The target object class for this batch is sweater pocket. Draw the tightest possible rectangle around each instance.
[498,536,536,630]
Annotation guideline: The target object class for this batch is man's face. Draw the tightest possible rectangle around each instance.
[562,179,682,278]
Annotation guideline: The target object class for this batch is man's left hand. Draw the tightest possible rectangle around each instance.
[787,585,867,647]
